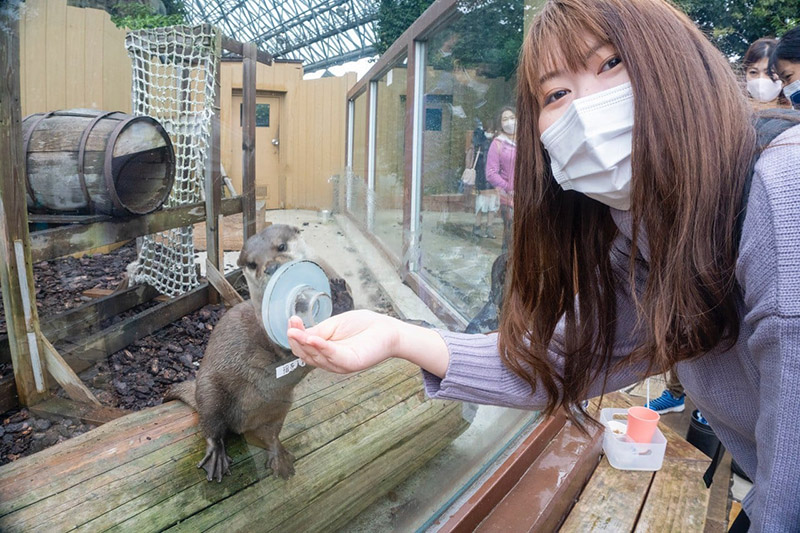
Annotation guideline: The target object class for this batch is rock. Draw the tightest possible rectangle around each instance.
[33,419,51,431]
[5,422,27,433]
[113,379,128,395]
[92,374,111,388]
[43,428,60,446]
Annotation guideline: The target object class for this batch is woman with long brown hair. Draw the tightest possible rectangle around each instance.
[288,0,800,529]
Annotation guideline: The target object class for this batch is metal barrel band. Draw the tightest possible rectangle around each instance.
[21,111,54,208]
[103,116,140,215]
[77,111,121,215]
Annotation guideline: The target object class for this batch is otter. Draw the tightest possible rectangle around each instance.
[166,224,353,482]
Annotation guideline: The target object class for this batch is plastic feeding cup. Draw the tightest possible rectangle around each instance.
[626,406,660,443]
[600,408,667,471]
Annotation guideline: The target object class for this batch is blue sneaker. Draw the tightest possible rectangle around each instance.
[645,389,685,414]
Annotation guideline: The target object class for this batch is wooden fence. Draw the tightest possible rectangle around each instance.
[19,0,132,117]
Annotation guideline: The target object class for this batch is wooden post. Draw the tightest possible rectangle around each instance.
[205,30,223,304]
[242,42,258,241]
[0,3,50,405]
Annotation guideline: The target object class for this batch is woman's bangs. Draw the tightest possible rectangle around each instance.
[524,3,609,99]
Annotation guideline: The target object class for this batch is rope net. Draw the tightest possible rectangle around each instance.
[124,25,219,296]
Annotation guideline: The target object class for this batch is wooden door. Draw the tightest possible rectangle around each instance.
[230,95,282,208]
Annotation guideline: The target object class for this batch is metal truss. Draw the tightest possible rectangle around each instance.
[182,0,379,71]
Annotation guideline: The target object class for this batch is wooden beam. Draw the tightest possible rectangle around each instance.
[205,32,223,305]
[0,283,160,364]
[40,334,100,406]
[29,197,243,263]
[221,35,273,65]
[28,397,127,426]
[437,413,567,532]
[241,41,257,241]
[59,270,243,375]
[0,4,49,405]
[28,214,111,225]
[60,283,210,374]
[205,259,244,307]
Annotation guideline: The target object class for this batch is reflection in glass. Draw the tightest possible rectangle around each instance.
[349,93,369,226]
[418,0,523,323]
[373,58,408,261]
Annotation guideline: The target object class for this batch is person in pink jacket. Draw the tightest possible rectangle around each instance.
[485,107,517,249]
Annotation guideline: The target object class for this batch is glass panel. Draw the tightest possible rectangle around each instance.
[373,57,408,261]
[349,91,369,226]
[418,0,524,324]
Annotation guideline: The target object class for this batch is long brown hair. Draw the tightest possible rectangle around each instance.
[500,0,757,419]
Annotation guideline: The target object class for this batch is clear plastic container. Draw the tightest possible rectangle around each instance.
[600,408,666,471]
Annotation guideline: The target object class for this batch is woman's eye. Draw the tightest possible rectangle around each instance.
[277,243,287,252]
[600,56,622,73]
[544,89,569,106]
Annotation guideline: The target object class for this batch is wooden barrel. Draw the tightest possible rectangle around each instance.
[22,109,175,216]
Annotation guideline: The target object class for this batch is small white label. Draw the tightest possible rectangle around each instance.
[276,358,306,378]
[386,70,393,86]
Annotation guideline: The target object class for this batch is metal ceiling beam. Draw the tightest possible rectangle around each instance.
[181,0,378,72]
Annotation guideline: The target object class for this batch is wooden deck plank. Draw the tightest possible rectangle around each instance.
[164,398,455,533]
[633,459,710,533]
[0,402,196,513]
[558,459,652,532]
[1,364,439,532]
[1,367,422,530]
[265,407,468,533]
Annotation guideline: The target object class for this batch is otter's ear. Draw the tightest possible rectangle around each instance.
[236,253,246,267]
[293,227,300,234]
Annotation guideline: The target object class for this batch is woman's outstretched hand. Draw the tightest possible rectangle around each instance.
[287,310,451,377]
[287,310,400,374]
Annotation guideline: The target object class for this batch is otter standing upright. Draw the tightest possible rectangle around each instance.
[166,224,353,482]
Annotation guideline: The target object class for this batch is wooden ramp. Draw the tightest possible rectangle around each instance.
[0,359,468,532]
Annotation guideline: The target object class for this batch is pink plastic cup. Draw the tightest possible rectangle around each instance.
[626,406,660,443]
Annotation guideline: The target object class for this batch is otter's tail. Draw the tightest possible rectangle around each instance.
[164,380,198,410]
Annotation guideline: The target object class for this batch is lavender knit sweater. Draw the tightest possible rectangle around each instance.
[423,124,800,532]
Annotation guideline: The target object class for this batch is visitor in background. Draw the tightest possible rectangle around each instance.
[485,107,517,250]
[469,123,499,239]
[771,25,800,110]
[742,38,787,110]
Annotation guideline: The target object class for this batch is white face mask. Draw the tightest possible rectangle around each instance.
[747,77,783,102]
[540,82,634,211]
[784,79,800,109]
[502,119,516,135]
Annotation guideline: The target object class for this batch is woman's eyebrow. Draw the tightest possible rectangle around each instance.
[537,42,608,85]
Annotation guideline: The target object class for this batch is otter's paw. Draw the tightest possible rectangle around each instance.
[198,438,232,483]
[268,448,296,480]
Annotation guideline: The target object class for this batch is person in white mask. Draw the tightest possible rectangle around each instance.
[770,25,800,110]
[741,38,787,110]
[486,107,518,248]
[288,1,800,530]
